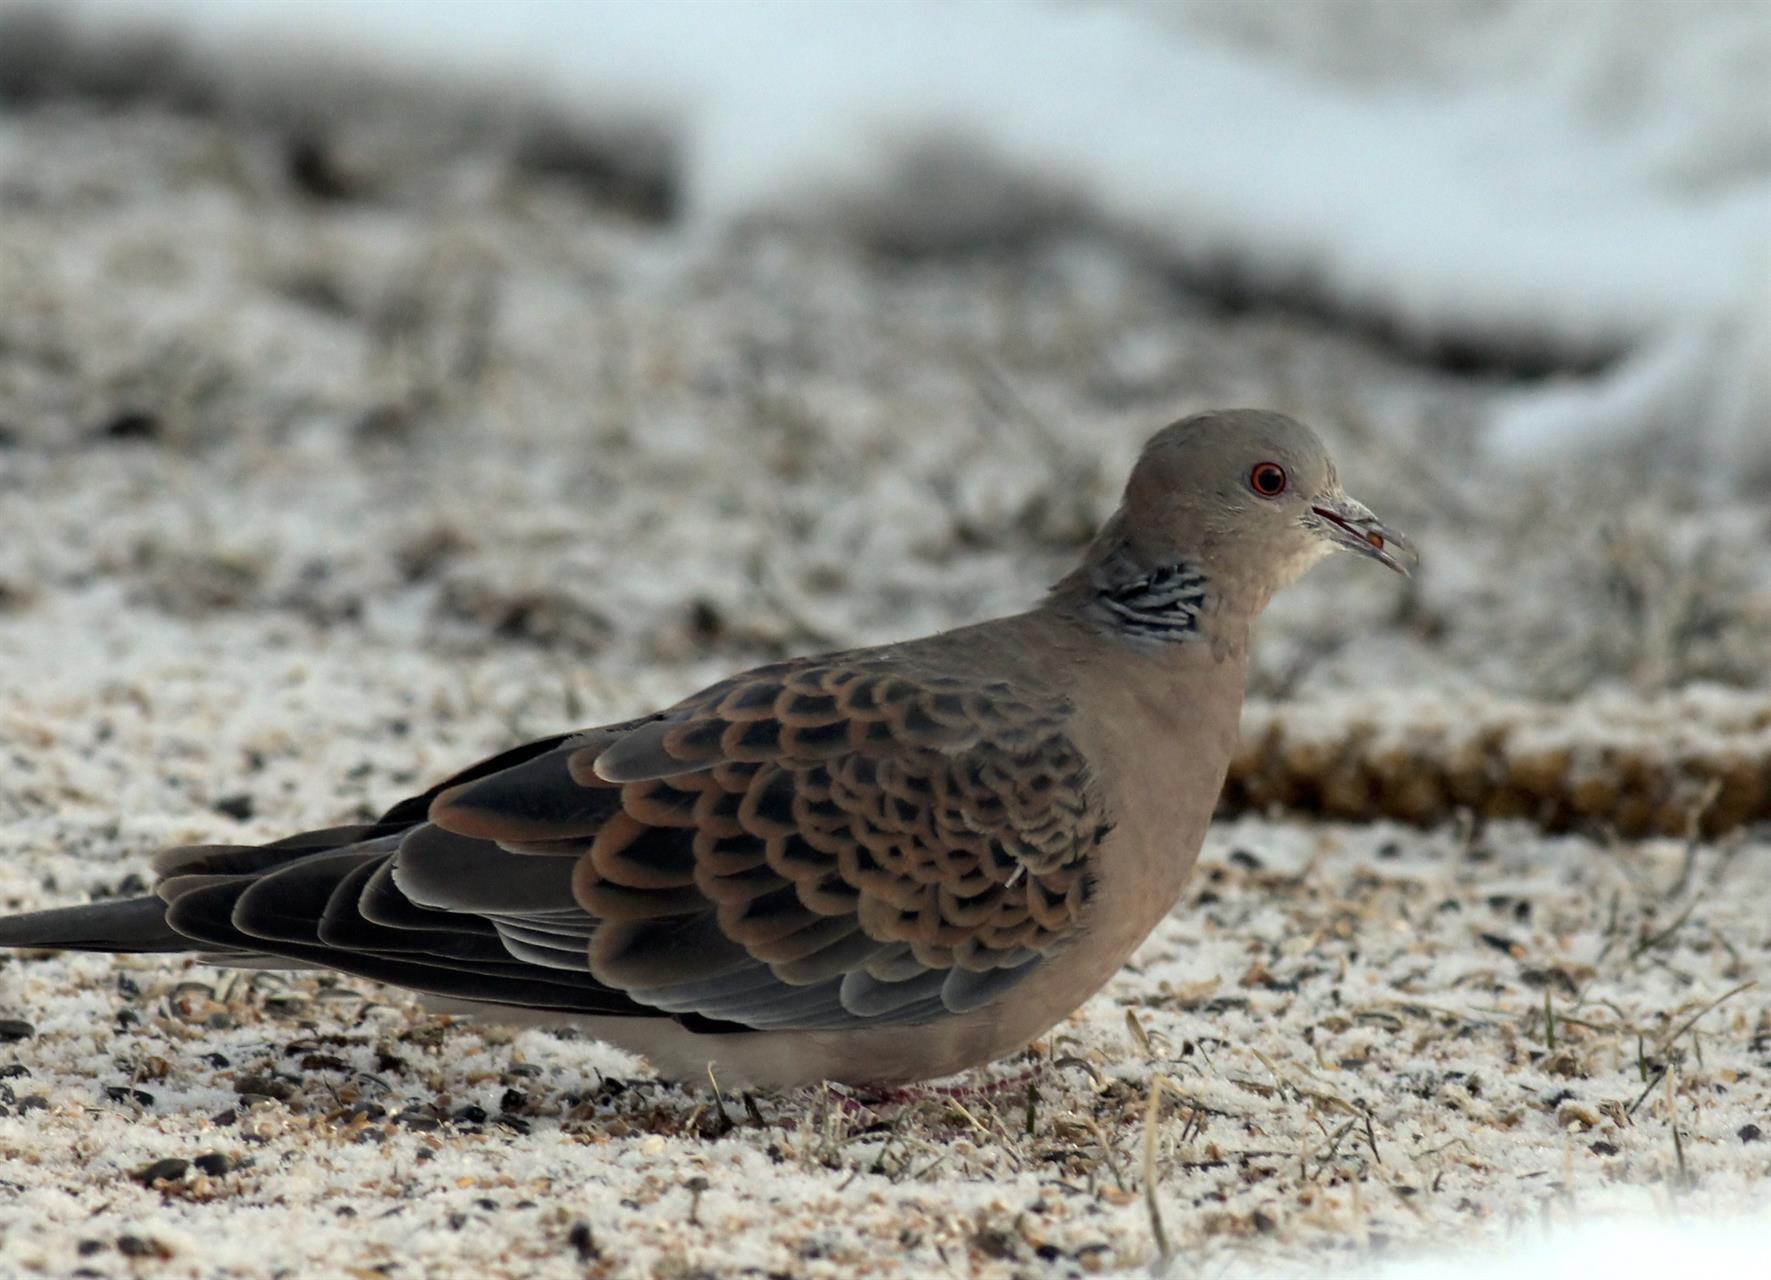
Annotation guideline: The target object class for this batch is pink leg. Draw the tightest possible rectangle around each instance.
[843,1064,1045,1110]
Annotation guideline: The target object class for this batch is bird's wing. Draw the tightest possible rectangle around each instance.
[126,653,1110,1033]
[422,654,1112,1029]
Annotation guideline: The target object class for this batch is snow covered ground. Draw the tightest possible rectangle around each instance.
[0,2,1767,1277]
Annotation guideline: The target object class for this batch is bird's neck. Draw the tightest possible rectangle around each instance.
[1088,548,1210,643]
[1051,518,1259,657]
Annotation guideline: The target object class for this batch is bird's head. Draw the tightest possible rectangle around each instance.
[1115,409,1416,608]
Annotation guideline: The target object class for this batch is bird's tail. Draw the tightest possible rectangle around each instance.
[0,824,383,956]
[0,895,189,953]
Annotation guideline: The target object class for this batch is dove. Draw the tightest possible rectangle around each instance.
[0,410,1413,1088]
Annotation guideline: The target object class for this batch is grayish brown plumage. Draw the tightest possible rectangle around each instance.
[0,410,1413,1087]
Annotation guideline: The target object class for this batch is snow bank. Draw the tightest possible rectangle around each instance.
[1233,686,1771,827]
[1354,1214,1771,1280]
[38,0,1771,471]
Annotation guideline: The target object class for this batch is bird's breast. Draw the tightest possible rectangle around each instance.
[1042,648,1249,1006]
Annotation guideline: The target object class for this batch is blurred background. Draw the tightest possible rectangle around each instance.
[1,4,1769,1275]
[2,0,1767,832]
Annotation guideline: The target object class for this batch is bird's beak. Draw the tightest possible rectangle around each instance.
[1309,495,1417,577]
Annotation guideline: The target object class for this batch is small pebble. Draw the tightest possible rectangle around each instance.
[131,1158,191,1186]
[99,411,160,443]
[212,793,256,821]
[234,1075,297,1102]
[116,1235,169,1260]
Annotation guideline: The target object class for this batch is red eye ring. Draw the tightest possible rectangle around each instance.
[1250,462,1287,497]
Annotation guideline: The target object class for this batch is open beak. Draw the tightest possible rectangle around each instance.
[1310,496,1418,577]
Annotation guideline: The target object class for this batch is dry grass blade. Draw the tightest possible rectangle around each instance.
[1079,1115,1129,1193]
[1126,1008,1154,1056]
[1666,778,1723,899]
[1666,1069,1690,1192]
[1144,1074,1175,1276]
[1654,981,1756,1057]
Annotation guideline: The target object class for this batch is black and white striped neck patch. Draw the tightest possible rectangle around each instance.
[1095,561,1209,643]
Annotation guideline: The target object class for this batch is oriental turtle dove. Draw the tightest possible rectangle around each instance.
[0,410,1412,1087]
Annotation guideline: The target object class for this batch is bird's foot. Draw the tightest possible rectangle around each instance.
[834,1065,1044,1118]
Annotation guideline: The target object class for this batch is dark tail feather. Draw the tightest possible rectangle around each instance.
[0,896,193,954]
[1,827,402,959]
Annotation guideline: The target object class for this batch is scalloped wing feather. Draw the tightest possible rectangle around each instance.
[421,652,1111,1030]
[64,649,1113,1037]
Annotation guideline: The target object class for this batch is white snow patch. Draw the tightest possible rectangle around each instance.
[1351,1213,1771,1280]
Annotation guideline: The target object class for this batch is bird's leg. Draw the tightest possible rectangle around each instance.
[848,1065,1045,1110]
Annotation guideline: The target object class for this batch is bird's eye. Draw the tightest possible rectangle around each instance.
[1250,462,1287,497]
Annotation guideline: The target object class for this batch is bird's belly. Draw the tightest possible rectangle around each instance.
[565,1014,1033,1089]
